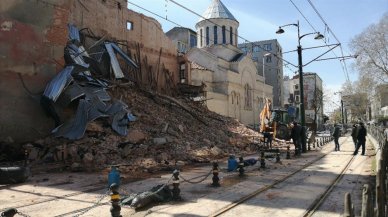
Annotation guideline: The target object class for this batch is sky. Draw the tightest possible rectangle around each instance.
[126,0,388,112]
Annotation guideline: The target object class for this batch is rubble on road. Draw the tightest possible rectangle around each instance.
[1,24,279,175]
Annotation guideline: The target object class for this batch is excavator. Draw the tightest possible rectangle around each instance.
[259,98,291,140]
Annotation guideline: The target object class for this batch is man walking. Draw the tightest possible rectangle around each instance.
[291,122,302,155]
[351,124,359,149]
[354,122,367,155]
[333,124,340,151]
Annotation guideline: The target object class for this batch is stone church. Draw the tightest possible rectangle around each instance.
[174,0,273,126]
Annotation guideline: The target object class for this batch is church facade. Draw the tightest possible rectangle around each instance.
[170,0,273,126]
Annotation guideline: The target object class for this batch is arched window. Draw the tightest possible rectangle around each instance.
[200,29,203,47]
[229,27,233,45]
[206,27,210,46]
[244,84,252,109]
[222,26,226,44]
[234,28,238,45]
[213,26,218,44]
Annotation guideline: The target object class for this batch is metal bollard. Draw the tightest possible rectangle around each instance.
[260,151,266,169]
[172,170,182,200]
[286,146,291,159]
[276,152,281,163]
[1,208,17,217]
[211,162,220,187]
[238,157,245,176]
[109,183,122,217]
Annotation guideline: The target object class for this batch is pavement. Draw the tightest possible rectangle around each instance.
[0,134,376,217]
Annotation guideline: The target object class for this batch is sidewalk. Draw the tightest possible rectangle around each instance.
[0,135,375,217]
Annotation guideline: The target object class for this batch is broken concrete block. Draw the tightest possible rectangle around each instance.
[210,146,223,156]
[127,130,146,144]
[153,138,168,145]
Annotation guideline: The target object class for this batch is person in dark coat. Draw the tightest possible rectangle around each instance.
[290,121,302,155]
[333,124,341,151]
[351,124,359,149]
[354,122,367,155]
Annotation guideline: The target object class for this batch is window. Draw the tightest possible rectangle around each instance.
[294,84,299,90]
[179,63,186,82]
[190,34,197,48]
[222,26,226,44]
[266,55,272,63]
[244,84,252,109]
[230,27,233,44]
[213,26,218,44]
[200,29,203,47]
[177,41,187,53]
[263,43,272,51]
[295,95,300,103]
[241,47,247,53]
[126,21,133,30]
[206,27,210,46]
[253,45,260,52]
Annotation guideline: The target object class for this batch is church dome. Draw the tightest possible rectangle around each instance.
[198,0,237,22]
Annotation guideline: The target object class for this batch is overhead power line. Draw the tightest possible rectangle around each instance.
[289,0,350,82]
[166,0,297,68]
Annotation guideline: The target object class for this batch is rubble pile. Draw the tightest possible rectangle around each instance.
[27,84,263,173]
[5,24,266,175]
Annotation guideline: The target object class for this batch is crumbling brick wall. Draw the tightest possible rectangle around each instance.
[0,0,179,143]
[69,0,179,90]
[0,0,72,143]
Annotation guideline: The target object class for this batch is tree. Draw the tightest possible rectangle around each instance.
[340,81,369,122]
[350,13,388,85]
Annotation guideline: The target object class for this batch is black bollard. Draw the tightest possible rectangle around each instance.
[286,146,291,159]
[276,152,281,163]
[172,170,182,200]
[1,208,18,217]
[110,183,122,217]
[260,151,266,169]
[238,157,245,177]
[308,141,311,151]
[211,162,220,187]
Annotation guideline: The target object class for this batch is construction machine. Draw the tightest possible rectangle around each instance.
[259,99,292,140]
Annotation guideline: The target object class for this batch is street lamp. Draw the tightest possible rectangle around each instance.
[276,20,324,153]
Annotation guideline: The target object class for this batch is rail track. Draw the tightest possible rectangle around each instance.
[2,136,353,217]
[210,137,355,217]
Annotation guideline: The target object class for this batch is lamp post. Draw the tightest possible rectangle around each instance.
[276,21,324,153]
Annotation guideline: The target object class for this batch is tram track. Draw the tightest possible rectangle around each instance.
[210,137,354,217]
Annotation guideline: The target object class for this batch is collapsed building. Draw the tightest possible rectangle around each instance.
[0,0,179,143]
[0,0,263,172]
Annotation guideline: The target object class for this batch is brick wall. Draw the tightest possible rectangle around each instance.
[0,0,179,143]
[69,0,179,89]
[0,0,71,143]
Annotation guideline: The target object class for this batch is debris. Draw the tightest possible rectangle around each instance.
[40,24,138,140]
[120,184,172,209]
[0,166,30,184]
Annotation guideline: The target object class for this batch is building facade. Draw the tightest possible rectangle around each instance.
[166,27,197,54]
[174,0,273,126]
[283,73,324,129]
[238,40,284,108]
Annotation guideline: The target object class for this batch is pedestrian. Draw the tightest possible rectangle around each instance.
[263,130,273,148]
[333,124,340,151]
[290,121,302,155]
[354,122,367,155]
[351,124,359,149]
